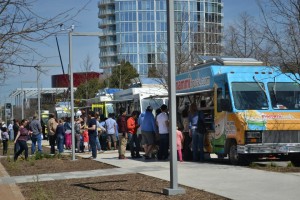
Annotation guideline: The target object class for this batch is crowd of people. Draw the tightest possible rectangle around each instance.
[0,102,207,162]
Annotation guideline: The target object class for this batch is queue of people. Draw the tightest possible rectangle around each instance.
[2,101,206,163]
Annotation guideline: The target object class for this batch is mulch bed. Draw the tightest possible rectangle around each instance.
[0,155,116,176]
[18,174,229,200]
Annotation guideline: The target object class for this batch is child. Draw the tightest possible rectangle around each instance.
[82,129,89,152]
[176,126,184,162]
[1,127,9,155]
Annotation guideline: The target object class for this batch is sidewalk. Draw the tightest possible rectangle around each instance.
[1,149,300,200]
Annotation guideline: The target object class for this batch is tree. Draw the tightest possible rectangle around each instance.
[0,0,89,83]
[80,54,93,72]
[108,60,139,89]
[74,78,105,99]
[257,0,300,80]
[224,12,265,58]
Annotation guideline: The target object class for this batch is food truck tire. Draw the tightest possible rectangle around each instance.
[229,142,251,166]
[290,153,300,167]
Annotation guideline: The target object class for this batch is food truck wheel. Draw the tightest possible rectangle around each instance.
[229,143,239,165]
[290,153,300,167]
[229,143,251,166]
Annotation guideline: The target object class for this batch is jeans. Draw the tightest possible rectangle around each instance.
[75,134,81,151]
[191,128,204,161]
[2,140,8,155]
[9,130,14,141]
[158,134,169,160]
[31,133,42,154]
[129,133,140,157]
[56,134,64,153]
[96,135,101,151]
[49,135,56,154]
[14,142,20,155]
[14,140,28,161]
[89,133,97,158]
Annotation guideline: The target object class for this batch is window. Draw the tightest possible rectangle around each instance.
[268,82,300,110]
[232,82,268,110]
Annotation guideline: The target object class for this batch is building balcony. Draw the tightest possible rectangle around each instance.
[99,51,117,57]
[98,0,114,7]
[98,20,115,28]
[100,29,116,36]
[99,41,116,47]
[98,9,115,18]
[99,62,118,69]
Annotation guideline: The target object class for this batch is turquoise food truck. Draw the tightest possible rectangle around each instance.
[176,57,300,166]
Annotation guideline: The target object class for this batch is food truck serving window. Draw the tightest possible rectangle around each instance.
[268,82,300,110]
[232,82,268,110]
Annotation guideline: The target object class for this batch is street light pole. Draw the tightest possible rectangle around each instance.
[37,66,41,121]
[68,30,102,161]
[69,29,76,161]
[163,0,185,196]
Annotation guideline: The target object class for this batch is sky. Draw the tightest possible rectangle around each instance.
[1,0,260,105]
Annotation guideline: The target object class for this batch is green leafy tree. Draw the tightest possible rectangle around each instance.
[74,78,105,99]
[109,60,139,89]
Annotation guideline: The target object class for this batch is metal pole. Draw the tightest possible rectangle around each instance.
[21,83,24,119]
[37,66,41,121]
[163,0,185,195]
[69,31,76,161]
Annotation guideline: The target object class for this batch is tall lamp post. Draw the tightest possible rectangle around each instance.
[163,0,185,195]
[68,29,102,161]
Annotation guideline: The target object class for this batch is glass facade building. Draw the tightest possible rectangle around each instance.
[98,0,223,75]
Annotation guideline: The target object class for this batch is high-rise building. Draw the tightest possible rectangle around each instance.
[98,0,223,76]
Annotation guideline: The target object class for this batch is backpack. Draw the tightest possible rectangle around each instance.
[197,111,207,135]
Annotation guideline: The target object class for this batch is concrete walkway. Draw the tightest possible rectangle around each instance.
[1,150,300,200]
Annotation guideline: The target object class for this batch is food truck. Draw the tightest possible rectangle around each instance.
[176,57,300,166]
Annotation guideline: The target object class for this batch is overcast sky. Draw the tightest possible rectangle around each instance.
[1,0,260,105]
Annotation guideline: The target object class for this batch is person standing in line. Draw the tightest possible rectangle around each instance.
[47,113,58,154]
[95,113,106,153]
[1,127,9,155]
[56,119,65,153]
[82,128,89,152]
[99,116,108,150]
[105,113,117,151]
[85,111,98,159]
[176,125,184,162]
[74,117,82,153]
[8,121,13,141]
[29,115,43,154]
[156,104,169,160]
[140,106,157,159]
[182,105,192,161]
[117,108,128,159]
[13,119,20,154]
[14,119,32,161]
[189,102,205,162]
[127,110,141,159]
[64,117,72,150]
